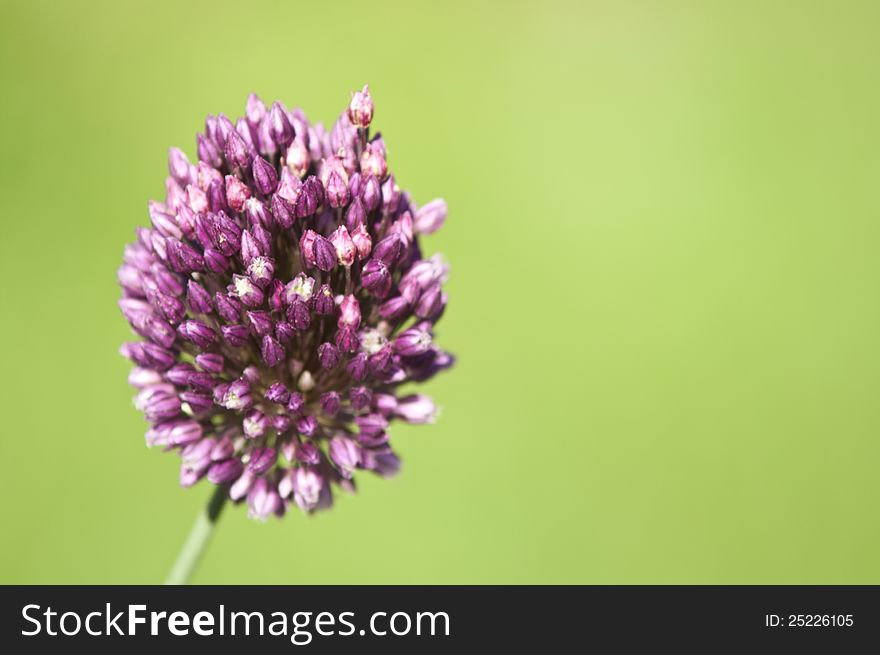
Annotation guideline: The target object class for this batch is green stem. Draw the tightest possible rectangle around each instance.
[164,485,227,585]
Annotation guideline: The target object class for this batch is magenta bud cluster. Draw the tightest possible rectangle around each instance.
[118,87,452,520]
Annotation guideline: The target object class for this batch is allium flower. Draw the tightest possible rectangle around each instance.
[118,87,453,520]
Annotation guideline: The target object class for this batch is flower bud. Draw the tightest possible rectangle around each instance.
[393,327,432,356]
[347,352,368,381]
[268,101,295,148]
[321,391,341,416]
[344,197,366,232]
[313,235,337,272]
[361,175,381,212]
[361,259,392,298]
[347,85,374,128]
[414,198,448,235]
[329,436,360,479]
[360,142,387,180]
[319,342,341,369]
[195,353,224,374]
[246,255,275,288]
[225,175,251,212]
[251,156,278,195]
[177,320,217,349]
[261,335,285,367]
[329,225,356,266]
[314,284,335,315]
[351,223,372,260]
[299,229,318,268]
[231,274,265,307]
[225,129,253,170]
[338,295,361,329]
[266,382,290,405]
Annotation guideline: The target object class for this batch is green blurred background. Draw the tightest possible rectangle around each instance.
[1,0,879,584]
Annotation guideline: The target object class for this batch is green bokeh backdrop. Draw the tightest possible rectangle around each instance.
[1,0,879,584]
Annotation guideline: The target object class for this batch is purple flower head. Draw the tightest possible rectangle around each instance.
[118,88,453,519]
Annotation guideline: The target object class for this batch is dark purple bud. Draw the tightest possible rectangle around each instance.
[326,171,349,208]
[368,344,393,376]
[240,229,261,265]
[261,335,285,367]
[266,382,290,405]
[221,324,249,347]
[148,289,186,325]
[268,101,295,147]
[344,196,366,232]
[378,295,412,322]
[246,310,273,337]
[356,413,389,437]
[347,352,368,381]
[177,320,216,349]
[314,284,335,315]
[197,133,222,168]
[207,178,229,213]
[296,415,318,437]
[350,386,372,411]
[121,342,175,370]
[230,274,265,307]
[247,446,276,474]
[393,327,433,356]
[348,85,374,128]
[287,299,311,330]
[295,176,323,218]
[204,248,230,274]
[142,391,181,423]
[268,278,285,312]
[207,458,244,485]
[361,259,392,298]
[246,256,275,288]
[181,390,213,414]
[274,320,295,344]
[215,292,242,323]
[329,436,361,479]
[150,263,183,296]
[252,156,278,195]
[373,234,402,265]
[335,327,360,353]
[165,237,204,273]
[187,372,216,391]
[361,175,381,212]
[299,230,317,267]
[165,362,196,386]
[271,193,294,229]
[210,212,242,257]
[225,129,253,170]
[225,175,251,212]
[287,391,305,416]
[318,342,340,369]
[321,391,341,416]
[195,353,224,374]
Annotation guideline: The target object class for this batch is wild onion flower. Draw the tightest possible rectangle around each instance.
[118,86,453,522]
